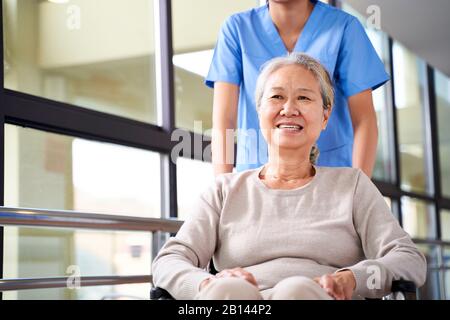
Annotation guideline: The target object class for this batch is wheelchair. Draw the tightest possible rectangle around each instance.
[150,261,417,300]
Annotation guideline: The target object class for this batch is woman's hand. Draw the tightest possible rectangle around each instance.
[314,270,356,300]
[199,267,258,291]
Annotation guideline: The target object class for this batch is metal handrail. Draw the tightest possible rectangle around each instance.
[0,206,183,233]
[2,207,450,294]
[2,208,448,245]
[0,275,152,291]
[412,238,450,247]
[0,206,180,293]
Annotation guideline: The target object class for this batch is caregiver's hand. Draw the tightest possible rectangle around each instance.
[199,267,258,291]
[314,270,356,300]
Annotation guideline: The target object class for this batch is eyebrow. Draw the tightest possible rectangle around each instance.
[269,86,315,93]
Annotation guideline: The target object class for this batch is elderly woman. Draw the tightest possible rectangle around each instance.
[152,53,426,300]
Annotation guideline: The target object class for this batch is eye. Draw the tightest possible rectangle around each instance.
[270,94,283,100]
[298,96,311,101]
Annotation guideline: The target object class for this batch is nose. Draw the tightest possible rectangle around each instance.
[280,99,300,117]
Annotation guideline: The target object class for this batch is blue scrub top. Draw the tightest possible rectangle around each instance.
[205,0,389,172]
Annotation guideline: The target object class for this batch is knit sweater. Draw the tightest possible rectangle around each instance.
[152,166,427,300]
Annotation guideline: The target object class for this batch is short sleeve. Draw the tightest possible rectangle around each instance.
[205,16,243,88]
[335,17,390,98]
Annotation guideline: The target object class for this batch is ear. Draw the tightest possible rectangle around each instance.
[322,106,332,130]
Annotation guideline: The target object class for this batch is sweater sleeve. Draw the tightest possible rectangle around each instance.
[338,170,427,299]
[151,183,222,300]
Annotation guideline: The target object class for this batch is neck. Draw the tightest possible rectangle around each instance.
[264,145,314,180]
[269,0,313,35]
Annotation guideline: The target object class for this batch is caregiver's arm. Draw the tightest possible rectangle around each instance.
[212,82,239,176]
[339,170,427,299]
[152,183,222,300]
[348,89,378,177]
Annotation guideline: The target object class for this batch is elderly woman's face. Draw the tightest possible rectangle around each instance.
[258,65,330,151]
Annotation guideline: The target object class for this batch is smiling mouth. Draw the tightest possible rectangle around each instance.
[276,124,304,131]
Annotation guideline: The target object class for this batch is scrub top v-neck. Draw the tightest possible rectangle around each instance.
[206,0,389,172]
[262,1,320,55]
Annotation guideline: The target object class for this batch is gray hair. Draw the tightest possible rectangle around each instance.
[254,52,335,164]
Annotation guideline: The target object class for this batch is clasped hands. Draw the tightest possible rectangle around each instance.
[199,267,356,300]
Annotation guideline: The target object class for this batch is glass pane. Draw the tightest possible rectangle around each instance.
[401,197,436,239]
[341,3,394,183]
[435,70,450,198]
[369,32,394,183]
[393,42,431,194]
[172,0,258,134]
[444,246,450,268]
[445,270,450,300]
[4,124,161,217]
[441,210,450,242]
[418,269,442,300]
[176,157,214,221]
[416,244,441,267]
[415,244,442,299]
[3,226,151,300]
[3,0,157,124]
[3,283,150,300]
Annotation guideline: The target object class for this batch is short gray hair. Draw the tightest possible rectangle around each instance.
[255,52,334,111]
[255,53,334,164]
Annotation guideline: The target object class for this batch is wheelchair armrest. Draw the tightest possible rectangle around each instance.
[385,279,417,300]
[150,286,175,300]
[392,279,416,293]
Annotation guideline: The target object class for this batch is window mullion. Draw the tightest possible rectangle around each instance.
[425,66,442,240]
[154,0,177,256]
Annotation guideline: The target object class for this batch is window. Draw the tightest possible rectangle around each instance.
[401,197,436,240]
[441,209,450,242]
[341,1,450,299]
[416,244,442,300]
[176,157,214,221]
[445,246,450,268]
[369,30,395,183]
[5,124,161,217]
[445,270,450,300]
[3,226,151,300]
[393,42,431,194]
[3,0,157,124]
[435,70,450,198]
[172,0,258,134]
[2,283,150,300]
[338,3,396,183]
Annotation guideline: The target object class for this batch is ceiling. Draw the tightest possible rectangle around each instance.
[343,0,450,76]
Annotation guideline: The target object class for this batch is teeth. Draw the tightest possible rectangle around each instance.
[278,125,301,130]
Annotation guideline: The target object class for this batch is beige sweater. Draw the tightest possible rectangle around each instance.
[152,166,427,299]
